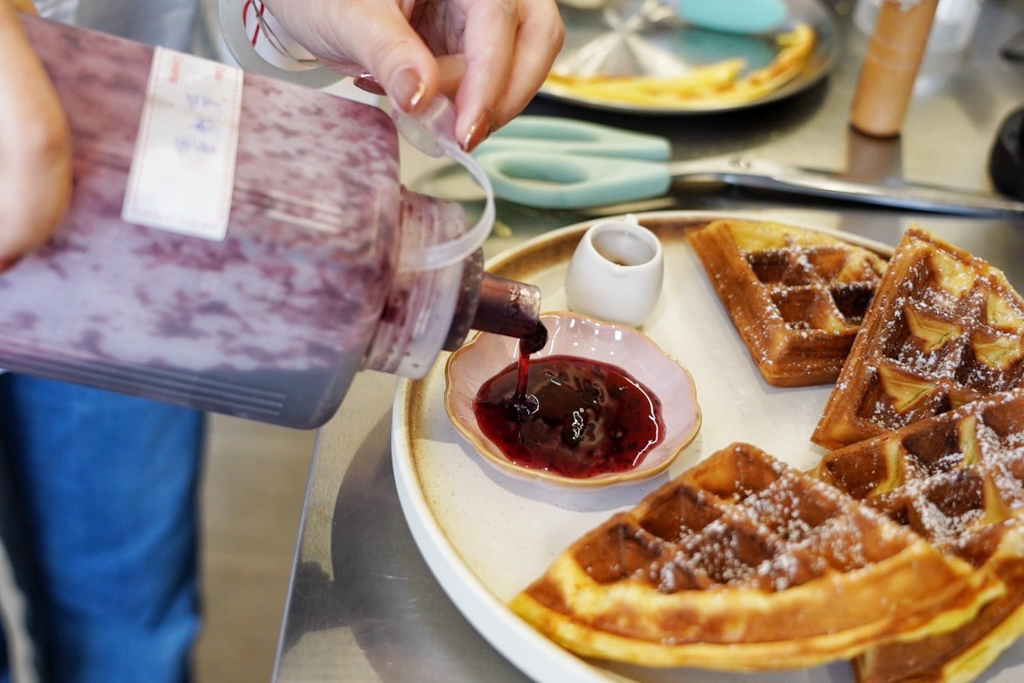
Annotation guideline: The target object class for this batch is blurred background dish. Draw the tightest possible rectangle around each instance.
[543,0,838,114]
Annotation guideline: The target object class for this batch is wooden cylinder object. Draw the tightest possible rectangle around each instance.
[850,0,939,138]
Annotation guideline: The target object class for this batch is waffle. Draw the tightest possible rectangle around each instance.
[688,219,887,387]
[815,388,1024,683]
[813,226,1024,450]
[509,443,1000,671]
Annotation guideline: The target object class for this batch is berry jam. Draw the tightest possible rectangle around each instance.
[473,355,664,478]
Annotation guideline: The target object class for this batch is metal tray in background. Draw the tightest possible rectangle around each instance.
[542,0,838,114]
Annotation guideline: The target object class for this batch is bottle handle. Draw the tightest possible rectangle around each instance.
[217,0,342,89]
[392,97,496,271]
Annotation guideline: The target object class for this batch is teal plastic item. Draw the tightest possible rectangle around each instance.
[473,116,673,209]
[676,0,787,34]
[474,116,671,161]
[475,150,671,210]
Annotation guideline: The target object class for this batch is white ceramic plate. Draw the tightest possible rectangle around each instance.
[391,212,1024,683]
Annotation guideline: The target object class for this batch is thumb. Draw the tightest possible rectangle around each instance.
[353,24,440,115]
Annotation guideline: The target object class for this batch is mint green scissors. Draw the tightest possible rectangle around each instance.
[473,117,1024,217]
[473,117,674,210]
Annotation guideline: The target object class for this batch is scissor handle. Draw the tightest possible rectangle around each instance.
[475,151,672,209]
[675,0,786,34]
[474,116,672,161]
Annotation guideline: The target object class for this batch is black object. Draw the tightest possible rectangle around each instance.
[990,106,1024,200]
[1000,27,1024,63]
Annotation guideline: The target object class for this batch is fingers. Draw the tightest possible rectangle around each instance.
[451,0,518,147]
[269,0,564,151]
[494,0,564,125]
[435,54,467,100]
[451,0,563,148]
[269,0,441,115]
[0,2,72,266]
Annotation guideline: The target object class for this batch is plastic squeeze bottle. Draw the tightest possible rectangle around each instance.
[0,15,544,429]
[850,0,940,138]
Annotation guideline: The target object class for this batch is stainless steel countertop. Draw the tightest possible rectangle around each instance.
[274,2,1024,680]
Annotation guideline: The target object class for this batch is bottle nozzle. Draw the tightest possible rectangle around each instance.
[469,273,547,353]
[440,252,547,355]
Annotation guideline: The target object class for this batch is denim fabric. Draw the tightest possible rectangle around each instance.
[0,375,204,683]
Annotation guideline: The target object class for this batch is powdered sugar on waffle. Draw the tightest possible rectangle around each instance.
[649,455,905,594]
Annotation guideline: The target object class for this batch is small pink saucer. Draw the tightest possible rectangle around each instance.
[444,312,701,489]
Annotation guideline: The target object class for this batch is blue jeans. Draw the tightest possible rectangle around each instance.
[0,375,204,683]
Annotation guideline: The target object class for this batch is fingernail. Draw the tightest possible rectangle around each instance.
[0,255,23,275]
[353,74,385,96]
[389,67,427,114]
[461,109,494,152]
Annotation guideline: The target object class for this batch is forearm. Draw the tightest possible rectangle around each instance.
[0,2,73,267]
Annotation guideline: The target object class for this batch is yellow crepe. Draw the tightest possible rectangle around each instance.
[544,23,816,109]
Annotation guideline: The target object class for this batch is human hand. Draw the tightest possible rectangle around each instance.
[266,0,564,151]
[0,0,72,272]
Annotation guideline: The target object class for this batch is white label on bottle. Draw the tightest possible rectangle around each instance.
[122,47,243,241]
